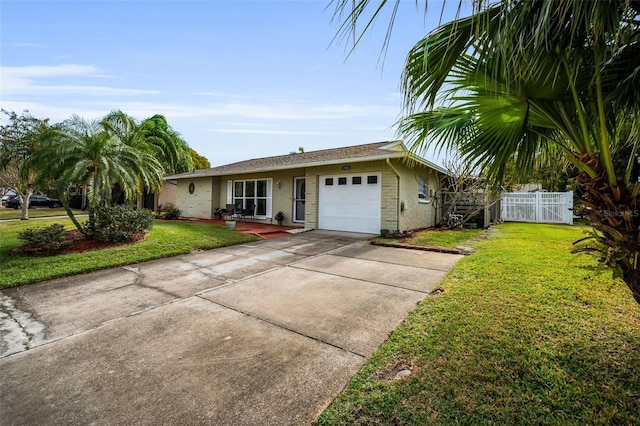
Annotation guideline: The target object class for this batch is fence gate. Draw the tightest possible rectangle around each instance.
[501,192,573,225]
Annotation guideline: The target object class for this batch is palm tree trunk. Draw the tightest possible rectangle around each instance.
[58,190,84,234]
[575,155,640,304]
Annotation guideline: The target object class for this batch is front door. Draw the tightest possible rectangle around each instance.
[293,177,305,222]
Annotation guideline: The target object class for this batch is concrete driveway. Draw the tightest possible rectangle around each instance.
[0,231,463,425]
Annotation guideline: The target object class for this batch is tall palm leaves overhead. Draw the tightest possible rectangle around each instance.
[399,0,639,186]
[335,0,640,303]
[101,110,194,174]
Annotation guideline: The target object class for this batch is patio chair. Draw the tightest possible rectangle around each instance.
[221,204,236,220]
[241,204,255,222]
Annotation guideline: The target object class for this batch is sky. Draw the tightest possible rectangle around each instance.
[1,0,468,168]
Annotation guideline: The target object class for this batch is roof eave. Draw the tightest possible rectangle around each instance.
[165,148,448,180]
[165,152,406,179]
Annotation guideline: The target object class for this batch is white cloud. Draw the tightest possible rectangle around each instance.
[206,128,326,135]
[0,64,156,98]
[6,42,42,48]
[2,64,104,78]
[192,91,256,99]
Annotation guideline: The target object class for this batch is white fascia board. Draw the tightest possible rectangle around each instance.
[404,152,449,175]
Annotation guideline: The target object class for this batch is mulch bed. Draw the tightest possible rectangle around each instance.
[59,231,144,254]
[12,230,143,256]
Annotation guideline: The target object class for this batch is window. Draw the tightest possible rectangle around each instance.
[338,177,347,185]
[233,179,272,217]
[352,176,362,185]
[418,177,430,202]
[325,178,334,186]
[367,175,378,184]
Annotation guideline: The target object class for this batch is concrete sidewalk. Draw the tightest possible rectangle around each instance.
[0,231,463,425]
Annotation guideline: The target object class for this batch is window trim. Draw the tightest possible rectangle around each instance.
[418,176,431,204]
[232,178,273,218]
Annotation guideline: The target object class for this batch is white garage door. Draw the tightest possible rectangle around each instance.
[318,173,381,234]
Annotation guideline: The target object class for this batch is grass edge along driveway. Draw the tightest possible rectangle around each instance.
[318,223,640,425]
[0,218,258,289]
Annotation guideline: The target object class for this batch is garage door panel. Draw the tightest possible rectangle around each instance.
[318,173,381,234]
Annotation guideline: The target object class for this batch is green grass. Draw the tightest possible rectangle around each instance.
[0,207,86,220]
[0,218,258,288]
[377,228,487,248]
[407,228,486,247]
[318,223,640,425]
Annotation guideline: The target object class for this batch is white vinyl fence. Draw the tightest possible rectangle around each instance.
[501,192,574,225]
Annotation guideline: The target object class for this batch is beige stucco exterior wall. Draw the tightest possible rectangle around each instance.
[211,176,221,216]
[391,160,441,230]
[158,180,177,208]
[176,177,214,218]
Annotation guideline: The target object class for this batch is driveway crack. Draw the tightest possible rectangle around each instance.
[121,266,183,299]
[197,296,367,359]
[0,294,47,357]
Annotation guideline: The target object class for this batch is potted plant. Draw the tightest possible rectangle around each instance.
[274,211,285,226]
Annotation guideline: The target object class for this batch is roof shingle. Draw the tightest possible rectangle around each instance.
[166,141,446,179]
[168,141,406,179]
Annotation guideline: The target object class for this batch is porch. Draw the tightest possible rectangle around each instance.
[178,217,304,240]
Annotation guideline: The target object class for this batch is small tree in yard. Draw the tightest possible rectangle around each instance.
[0,110,50,220]
[438,158,502,228]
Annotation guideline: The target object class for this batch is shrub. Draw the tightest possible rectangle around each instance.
[160,203,182,220]
[84,205,154,243]
[16,224,78,255]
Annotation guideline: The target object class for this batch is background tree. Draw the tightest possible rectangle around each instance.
[335,1,640,303]
[189,148,211,169]
[0,109,50,220]
[101,110,194,174]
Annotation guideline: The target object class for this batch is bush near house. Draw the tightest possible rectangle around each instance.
[84,205,154,243]
[14,224,79,255]
[159,203,182,220]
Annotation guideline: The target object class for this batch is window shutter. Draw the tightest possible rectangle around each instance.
[266,178,273,218]
[226,180,233,204]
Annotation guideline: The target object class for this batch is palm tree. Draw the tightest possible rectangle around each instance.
[335,1,640,303]
[101,110,194,174]
[33,115,165,233]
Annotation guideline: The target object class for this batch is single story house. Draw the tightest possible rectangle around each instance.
[165,141,447,234]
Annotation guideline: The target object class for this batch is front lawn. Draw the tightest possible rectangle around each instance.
[0,218,258,289]
[318,223,640,425]
[377,228,487,248]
